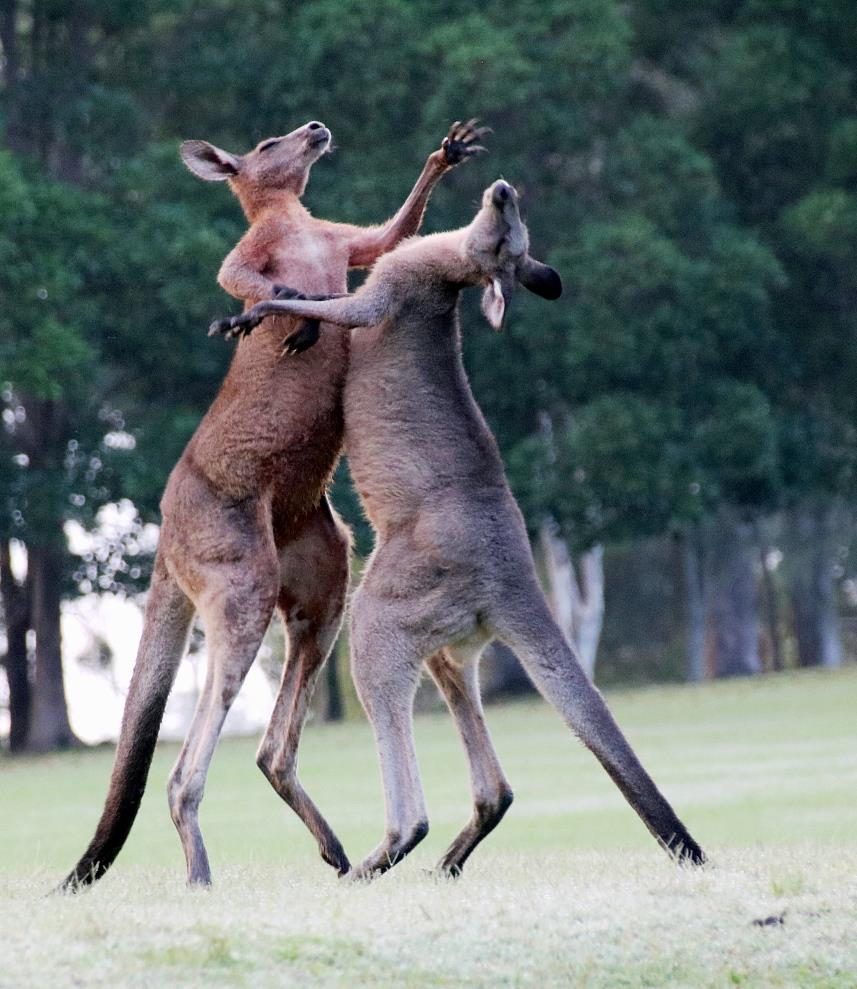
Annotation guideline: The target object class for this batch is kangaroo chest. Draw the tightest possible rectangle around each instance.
[267,226,349,294]
[344,318,505,530]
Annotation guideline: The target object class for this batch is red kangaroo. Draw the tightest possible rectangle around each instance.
[60,119,488,891]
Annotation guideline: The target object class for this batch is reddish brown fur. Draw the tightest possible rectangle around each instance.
[61,119,484,891]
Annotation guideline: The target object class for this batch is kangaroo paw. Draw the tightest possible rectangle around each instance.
[272,284,307,301]
[281,320,321,356]
[442,117,491,166]
[208,312,263,340]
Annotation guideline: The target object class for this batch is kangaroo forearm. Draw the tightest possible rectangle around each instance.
[348,151,448,268]
[387,150,449,237]
[299,292,350,303]
[249,293,381,328]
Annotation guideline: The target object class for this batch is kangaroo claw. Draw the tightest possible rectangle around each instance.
[209,312,263,339]
[280,319,321,356]
[272,284,307,301]
[208,316,234,337]
[443,118,491,166]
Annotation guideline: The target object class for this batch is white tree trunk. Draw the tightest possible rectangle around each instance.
[788,502,843,669]
[539,518,605,680]
[706,508,762,678]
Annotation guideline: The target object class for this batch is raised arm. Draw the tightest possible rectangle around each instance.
[345,120,488,269]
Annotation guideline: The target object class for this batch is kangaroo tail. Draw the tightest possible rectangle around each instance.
[59,567,193,892]
[496,596,706,866]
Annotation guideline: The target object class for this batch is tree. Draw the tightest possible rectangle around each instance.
[682,2,857,668]
[0,539,30,750]
[0,2,235,748]
[540,519,604,680]
[500,116,783,680]
[3,0,854,734]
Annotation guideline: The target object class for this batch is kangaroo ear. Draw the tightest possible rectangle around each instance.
[180,140,242,181]
[518,256,562,300]
[481,278,510,330]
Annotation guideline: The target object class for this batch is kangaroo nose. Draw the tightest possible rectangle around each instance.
[307,121,325,130]
[492,182,514,207]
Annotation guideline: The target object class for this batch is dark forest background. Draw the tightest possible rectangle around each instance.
[2,0,856,751]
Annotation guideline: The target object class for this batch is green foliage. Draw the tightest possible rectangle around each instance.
[683,1,857,506]
[783,189,857,263]
[2,0,855,582]
[698,25,850,223]
[695,381,779,505]
[0,137,232,580]
[0,155,97,401]
[826,118,857,186]
[512,393,689,548]
[604,117,723,238]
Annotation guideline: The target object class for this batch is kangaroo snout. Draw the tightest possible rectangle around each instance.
[305,121,330,146]
[491,180,515,208]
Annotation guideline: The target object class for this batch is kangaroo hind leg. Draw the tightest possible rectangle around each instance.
[426,645,513,877]
[347,599,428,880]
[494,594,705,865]
[257,499,351,876]
[167,566,278,887]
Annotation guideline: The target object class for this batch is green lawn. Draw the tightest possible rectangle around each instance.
[2,668,857,987]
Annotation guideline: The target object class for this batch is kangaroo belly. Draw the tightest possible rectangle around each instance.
[187,320,348,508]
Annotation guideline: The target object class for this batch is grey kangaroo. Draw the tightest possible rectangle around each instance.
[213,180,705,879]
[60,119,487,892]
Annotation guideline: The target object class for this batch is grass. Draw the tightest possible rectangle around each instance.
[2,667,857,987]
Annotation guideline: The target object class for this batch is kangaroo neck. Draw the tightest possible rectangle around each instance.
[234,184,308,223]
[350,301,488,449]
[345,299,506,536]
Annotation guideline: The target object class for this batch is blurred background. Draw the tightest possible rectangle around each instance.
[1,0,856,753]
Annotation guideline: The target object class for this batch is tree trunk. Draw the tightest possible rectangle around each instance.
[705,509,762,678]
[26,541,78,750]
[539,518,605,680]
[680,526,706,683]
[788,503,843,669]
[0,540,31,752]
[0,0,21,152]
[757,532,784,673]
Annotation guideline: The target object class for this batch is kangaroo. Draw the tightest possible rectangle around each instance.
[213,180,706,879]
[60,119,488,892]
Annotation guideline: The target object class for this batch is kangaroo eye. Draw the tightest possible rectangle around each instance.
[258,139,281,153]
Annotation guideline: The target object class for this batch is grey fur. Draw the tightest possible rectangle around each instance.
[227,180,706,878]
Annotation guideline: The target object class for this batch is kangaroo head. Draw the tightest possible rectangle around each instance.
[463,180,562,330]
[180,120,332,215]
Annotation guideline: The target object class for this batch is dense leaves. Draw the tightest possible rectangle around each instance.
[1,0,855,617]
